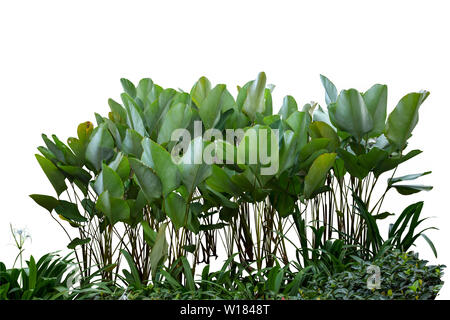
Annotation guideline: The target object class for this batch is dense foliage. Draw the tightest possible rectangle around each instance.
[24,73,441,299]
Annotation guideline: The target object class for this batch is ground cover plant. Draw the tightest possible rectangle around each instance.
[7,72,442,300]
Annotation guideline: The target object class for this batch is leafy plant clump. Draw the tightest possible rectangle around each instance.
[26,72,442,299]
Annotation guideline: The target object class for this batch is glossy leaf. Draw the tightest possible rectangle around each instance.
[190,76,211,107]
[29,194,59,213]
[309,121,339,151]
[150,223,168,278]
[67,237,91,249]
[141,138,180,196]
[392,184,433,195]
[320,74,338,106]
[129,158,162,201]
[177,137,212,196]
[94,163,124,198]
[157,102,192,145]
[389,171,431,186]
[164,192,187,229]
[198,84,234,129]
[121,93,147,137]
[385,91,429,150]
[304,153,336,199]
[122,128,143,157]
[329,89,373,140]
[96,191,130,225]
[35,154,67,196]
[363,84,387,137]
[242,72,266,121]
[278,95,298,120]
[55,200,87,223]
[85,123,115,172]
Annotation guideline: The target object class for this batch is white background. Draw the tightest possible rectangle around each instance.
[1,0,449,299]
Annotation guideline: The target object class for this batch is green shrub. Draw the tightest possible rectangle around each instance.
[28,73,439,298]
[0,253,74,300]
[115,250,444,300]
[296,250,444,300]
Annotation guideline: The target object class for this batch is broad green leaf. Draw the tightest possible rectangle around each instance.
[236,125,279,177]
[329,89,373,140]
[55,200,87,222]
[136,78,154,105]
[108,99,127,123]
[298,138,330,162]
[385,91,430,150]
[392,184,433,195]
[278,95,298,120]
[373,149,422,177]
[77,121,94,144]
[164,191,187,229]
[29,194,59,213]
[157,102,192,145]
[177,137,212,196]
[274,192,295,218]
[121,93,147,137]
[141,138,180,196]
[108,152,130,181]
[120,78,137,98]
[141,221,157,247]
[286,111,310,150]
[278,130,296,174]
[129,158,162,201]
[41,134,65,163]
[150,223,168,278]
[304,153,336,199]
[144,88,177,136]
[122,128,143,157]
[94,163,124,198]
[242,72,266,121]
[57,165,92,185]
[190,76,211,107]
[96,191,130,225]
[363,84,388,137]
[206,165,241,196]
[309,121,340,151]
[67,237,91,249]
[85,123,115,172]
[336,148,369,179]
[357,147,388,172]
[320,74,338,106]
[35,154,67,196]
[198,84,234,129]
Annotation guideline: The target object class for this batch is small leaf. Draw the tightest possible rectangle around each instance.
[392,184,433,195]
[388,171,431,186]
[67,237,91,249]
